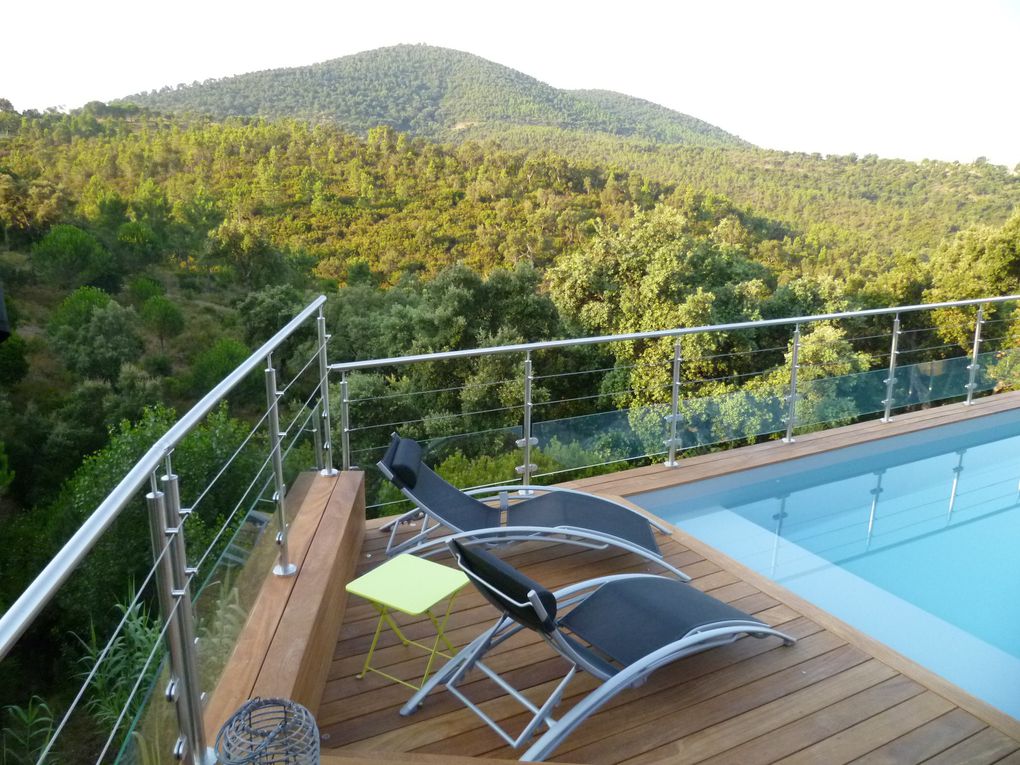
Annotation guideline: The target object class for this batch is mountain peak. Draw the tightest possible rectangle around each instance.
[119,45,748,148]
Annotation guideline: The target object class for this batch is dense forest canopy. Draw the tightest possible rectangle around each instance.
[1,65,1019,760]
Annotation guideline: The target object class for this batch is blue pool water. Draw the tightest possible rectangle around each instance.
[635,409,1020,720]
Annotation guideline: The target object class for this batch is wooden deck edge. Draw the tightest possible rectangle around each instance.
[254,470,366,713]
[204,469,365,738]
[321,752,534,764]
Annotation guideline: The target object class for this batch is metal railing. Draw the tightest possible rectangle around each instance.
[330,294,1019,504]
[1,292,1019,764]
[0,296,331,765]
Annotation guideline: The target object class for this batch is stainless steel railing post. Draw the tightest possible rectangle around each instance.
[265,355,296,577]
[157,465,215,765]
[340,371,351,471]
[783,324,801,443]
[881,313,901,422]
[317,309,338,475]
[664,339,682,466]
[516,352,537,491]
[965,306,985,405]
[311,400,325,471]
[146,481,192,765]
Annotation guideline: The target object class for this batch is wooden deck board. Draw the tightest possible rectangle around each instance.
[314,397,1020,763]
[695,675,926,765]
[921,727,1020,765]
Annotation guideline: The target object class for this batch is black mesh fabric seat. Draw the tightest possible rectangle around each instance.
[401,540,796,762]
[558,576,760,666]
[508,490,658,554]
[376,433,687,579]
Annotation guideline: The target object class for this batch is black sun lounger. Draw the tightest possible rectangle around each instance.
[401,538,796,762]
[377,433,688,579]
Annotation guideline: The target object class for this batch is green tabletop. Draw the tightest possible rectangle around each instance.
[346,554,469,615]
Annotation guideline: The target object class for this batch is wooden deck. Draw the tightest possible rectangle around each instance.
[313,394,1020,764]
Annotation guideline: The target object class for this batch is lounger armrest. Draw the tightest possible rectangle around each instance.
[446,525,640,547]
[415,527,690,582]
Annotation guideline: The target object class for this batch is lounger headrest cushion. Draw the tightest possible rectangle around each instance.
[390,437,422,489]
[451,539,557,633]
[380,434,400,471]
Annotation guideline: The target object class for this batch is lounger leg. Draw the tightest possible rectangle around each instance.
[521,625,796,761]
[386,514,444,556]
[521,659,662,761]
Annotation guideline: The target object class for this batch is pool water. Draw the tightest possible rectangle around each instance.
[635,408,1020,720]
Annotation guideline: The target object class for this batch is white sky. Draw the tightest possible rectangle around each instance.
[3,0,1018,167]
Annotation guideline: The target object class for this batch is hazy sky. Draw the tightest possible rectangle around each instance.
[4,0,1018,167]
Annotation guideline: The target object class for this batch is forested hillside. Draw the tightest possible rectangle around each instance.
[120,44,746,148]
[118,44,1020,261]
[1,99,1019,760]
[460,126,1020,260]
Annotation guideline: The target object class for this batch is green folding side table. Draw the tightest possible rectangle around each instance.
[345,554,469,690]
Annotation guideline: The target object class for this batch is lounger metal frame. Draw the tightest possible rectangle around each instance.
[401,537,796,762]
[377,462,688,580]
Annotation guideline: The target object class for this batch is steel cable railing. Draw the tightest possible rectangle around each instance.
[346,404,524,434]
[37,531,173,765]
[93,595,184,765]
[0,297,331,765]
[347,377,516,403]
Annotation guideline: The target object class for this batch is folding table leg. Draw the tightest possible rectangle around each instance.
[420,590,461,684]
[358,606,388,679]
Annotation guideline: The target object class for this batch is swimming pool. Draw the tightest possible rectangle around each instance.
[634,408,1020,721]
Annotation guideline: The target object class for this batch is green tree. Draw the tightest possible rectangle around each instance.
[926,211,1020,348]
[190,337,250,394]
[49,286,112,332]
[115,220,160,265]
[126,276,165,305]
[235,284,306,347]
[141,295,185,350]
[31,225,114,288]
[205,218,286,288]
[0,334,28,386]
[50,301,143,382]
[549,205,790,410]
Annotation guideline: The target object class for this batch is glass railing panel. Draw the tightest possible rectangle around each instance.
[0,487,171,764]
[977,347,1020,392]
[190,488,280,706]
[794,366,889,431]
[189,399,320,718]
[895,355,972,407]
[674,384,788,449]
[529,346,673,479]
[532,404,669,480]
[112,660,173,765]
[360,426,524,518]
